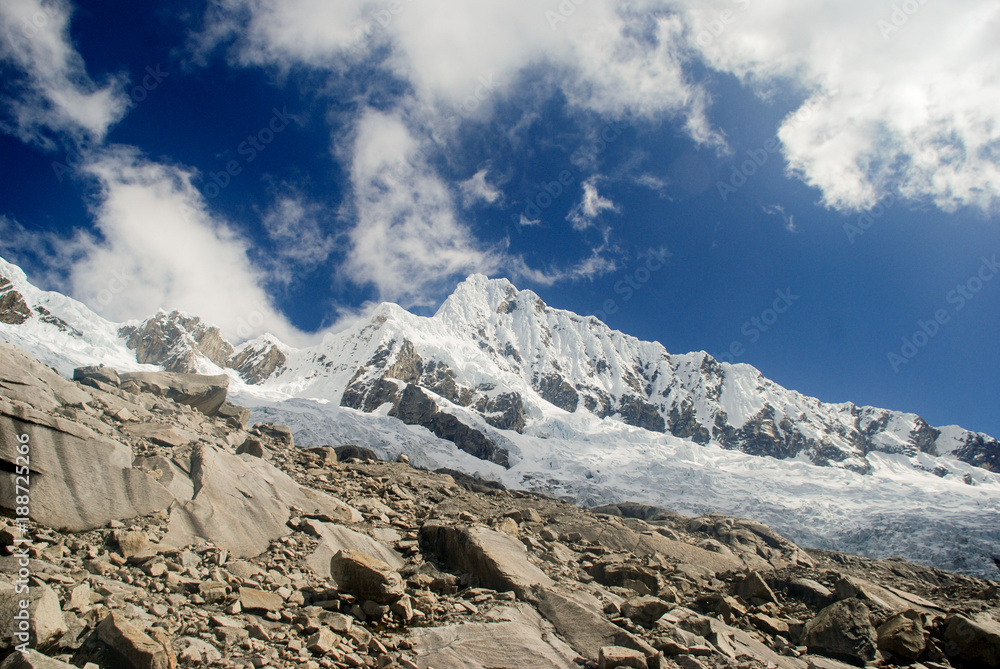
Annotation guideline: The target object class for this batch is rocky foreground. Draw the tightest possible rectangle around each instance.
[0,340,999,669]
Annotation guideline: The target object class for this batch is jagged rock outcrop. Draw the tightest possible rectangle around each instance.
[0,277,31,325]
[119,310,234,372]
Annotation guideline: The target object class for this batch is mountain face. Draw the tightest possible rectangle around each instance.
[2,256,1000,575]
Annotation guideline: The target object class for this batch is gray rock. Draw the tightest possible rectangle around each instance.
[119,310,234,372]
[255,422,294,447]
[943,613,1000,667]
[0,580,67,651]
[119,370,229,415]
[303,520,404,580]
[420,523,554,598]
[0,400,173,531]
[801,598,877,665]
[598,646,647,669]
[238,587,283,613]
[621,595,672,626]
[0,650,77,668]
[329,549,404,604]
[734,571,777,604]
[408,606,578,669]
[787,578,834,606]
[0,342,92,411]
[96,612,171,669]
[160,443,361,557]
[73,366,121,387]
[306,446,339,466]
[123,422,198,448]
[236,437,265,458]
[876,609,925,661]
[0,277,31,325]
[215,401,251,429]
[535,588,657,662]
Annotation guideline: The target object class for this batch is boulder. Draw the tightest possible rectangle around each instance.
[0,580,67,651]
[621,596,672,626]
[787,578,834,606]
[96,612,171,669]
[0,650,77,668]
[334,444,381,462]
[0,400,174,531]
[235,437,265,458]
[876,610,925,661]
[73,366,121,387]
[534,588,657,662]
[943,613,1000,668]
[119,371,228,415]
[329,549,404,604]
[160,443,361,557]
[599,646,648,669]
[420,523,554,598]
[238,587,283,613]
[123,422,198,449]
[801,598,877,665]
[306,446,339,466]
[734,571,777,604]
[408,606,578,668]
[255,422,293,447]
[216,401,250,429]
[302,520,404,580]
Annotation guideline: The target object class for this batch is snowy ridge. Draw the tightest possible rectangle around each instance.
[2,259,1000,575]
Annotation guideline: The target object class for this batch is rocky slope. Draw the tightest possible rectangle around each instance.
[2,339,1000,669]
[2,256,1000,577]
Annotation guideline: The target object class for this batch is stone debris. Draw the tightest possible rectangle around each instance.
[0,339,997,669]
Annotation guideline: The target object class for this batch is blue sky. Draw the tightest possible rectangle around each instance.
[1,0,998,437]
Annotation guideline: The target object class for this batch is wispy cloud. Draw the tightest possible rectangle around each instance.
[568,177,618,230]
[459,168,502,206]
[762,204,797,233]
[0,0,129,149]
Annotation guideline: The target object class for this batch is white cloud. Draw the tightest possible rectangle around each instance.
[259,190,336,278]
[342,109,501,307]
[0,0,129,149]
[459,169,502,206]
[64,147,307,344]
[568,178,618,230]
[762,204,797,233]
[200,0,721,146]
[674,0,1000,212]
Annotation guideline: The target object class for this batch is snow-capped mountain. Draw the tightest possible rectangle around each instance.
[2,256,1000,575]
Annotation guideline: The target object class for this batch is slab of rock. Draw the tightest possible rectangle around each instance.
[73,366,121,387]
[876,609,925,661]
[96,612,171,669]
[787,578,834,606]
[238,587,283,613]
[0,650,77,668]
[801,598,877,666]
[303,520,403,580]
[124,422,198,449]
[943,613,1000,667]
[0,399,173,531]
[161,443,361,557]
[216,402,250,429]
[120,371,229,415]
[329,549,404,604]
[421,523,554,597]
[235,437,265,458]
[306,447,339,466]
[535,588,657,662]
[408,606,578,669]
[598,646,647,669]
[734,571,777,604]
[0,342,92,411]
[621,595,672,626]
[0,580,67,650]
